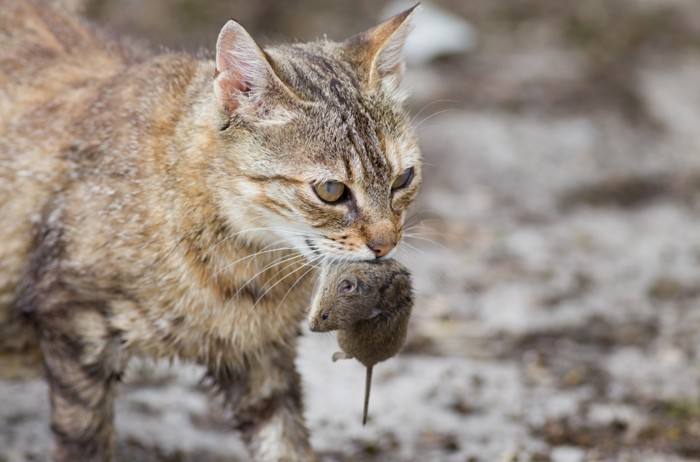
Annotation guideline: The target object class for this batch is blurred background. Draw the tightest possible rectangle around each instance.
[4,0,700,461]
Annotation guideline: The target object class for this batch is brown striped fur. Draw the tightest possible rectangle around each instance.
[0,1,421,460]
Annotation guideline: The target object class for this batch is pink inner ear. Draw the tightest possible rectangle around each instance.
[215,20,268,112]
[216,72,246,112]
[226,69,248,93]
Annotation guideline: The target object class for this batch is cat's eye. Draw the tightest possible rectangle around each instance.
[313,181,347,204]
[392,167,414,191]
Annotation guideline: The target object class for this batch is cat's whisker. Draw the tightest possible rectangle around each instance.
[211,226,315,253]
[210,210,321,244]
[394,245,423,272]
[403,230,444,238]
[206,240,295,282]
[404,217,444,226]
[222,250,301,286]
[272,263,319,320]
[406,224,445,233]
[159,221,276,282]
[415,108,462,130]
[402,228,446,239]
[256,256,308,293]
[207,221,326,284]
[400,240,429,258]
[403,233,445,248]
[230,230,322,300]
[410,98,461,126]
[228,255,303,302]
[311,270,322,293]
[234,253,306,300]
[397,244,419,261]
[257,247,322,293]
[403,210,443,229]
[248,253,323,315]
[237,241,299,276]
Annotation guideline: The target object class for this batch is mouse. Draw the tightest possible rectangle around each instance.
[308,258,414,425]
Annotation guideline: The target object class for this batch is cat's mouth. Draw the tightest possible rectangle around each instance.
[304,236,381,263]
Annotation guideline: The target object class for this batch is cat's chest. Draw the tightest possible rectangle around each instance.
[113,255,316,362]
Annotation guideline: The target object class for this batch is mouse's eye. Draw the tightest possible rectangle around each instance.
[321,312,329,320]
[338,279,356,294]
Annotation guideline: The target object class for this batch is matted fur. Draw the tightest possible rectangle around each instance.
[0,1,421,461]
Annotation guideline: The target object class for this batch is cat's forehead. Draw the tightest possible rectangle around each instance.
[269,42,413,140]
[269,42,364,105]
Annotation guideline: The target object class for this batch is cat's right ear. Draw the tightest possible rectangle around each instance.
[214,20,295,121]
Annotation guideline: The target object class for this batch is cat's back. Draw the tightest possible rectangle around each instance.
[0,0,138,180]
[0,0,135,117]
[0,0,145,374]
[0,0,132,240]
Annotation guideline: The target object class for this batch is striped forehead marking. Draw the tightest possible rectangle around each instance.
[286,47,393,189]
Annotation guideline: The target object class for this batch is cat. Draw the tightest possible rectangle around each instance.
[0,1,422,461]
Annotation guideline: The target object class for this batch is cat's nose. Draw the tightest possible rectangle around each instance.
[368,242,396,258]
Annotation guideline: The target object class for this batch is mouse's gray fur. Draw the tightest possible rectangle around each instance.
[308,258,414,424]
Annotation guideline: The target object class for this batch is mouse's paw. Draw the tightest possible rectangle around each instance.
[332,351,352,362]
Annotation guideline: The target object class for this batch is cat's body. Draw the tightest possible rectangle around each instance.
[0,1,421,461]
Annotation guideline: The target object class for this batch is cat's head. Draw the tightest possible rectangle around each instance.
[210,6,421,262]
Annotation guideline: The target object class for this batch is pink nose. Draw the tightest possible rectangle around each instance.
[368,242,396,258]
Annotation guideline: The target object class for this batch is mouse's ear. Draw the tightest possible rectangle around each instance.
[338,275,358,294]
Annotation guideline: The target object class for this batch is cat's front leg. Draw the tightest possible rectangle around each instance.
[35,303,123,462]
[208,340,315,462]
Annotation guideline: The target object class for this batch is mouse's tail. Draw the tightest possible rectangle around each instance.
[362,366,373,426]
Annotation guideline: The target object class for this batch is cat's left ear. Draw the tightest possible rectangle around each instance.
[345,5,418,91]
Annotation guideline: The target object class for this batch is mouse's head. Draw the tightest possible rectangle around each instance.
[308,261,390,332]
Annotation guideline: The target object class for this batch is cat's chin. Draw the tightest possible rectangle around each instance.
[331,253,376,263]
[317,249,379,264]
[335,245,399,262]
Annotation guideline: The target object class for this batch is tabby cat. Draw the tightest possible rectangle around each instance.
[0,1,422,460]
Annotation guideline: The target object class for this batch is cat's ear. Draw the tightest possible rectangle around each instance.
[214,20,295,121]
[345,5,417,91]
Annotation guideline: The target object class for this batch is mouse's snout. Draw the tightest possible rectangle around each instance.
[309,316,321,332]
[308,310,333,332]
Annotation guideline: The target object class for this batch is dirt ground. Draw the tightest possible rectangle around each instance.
[3,0,700,461]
